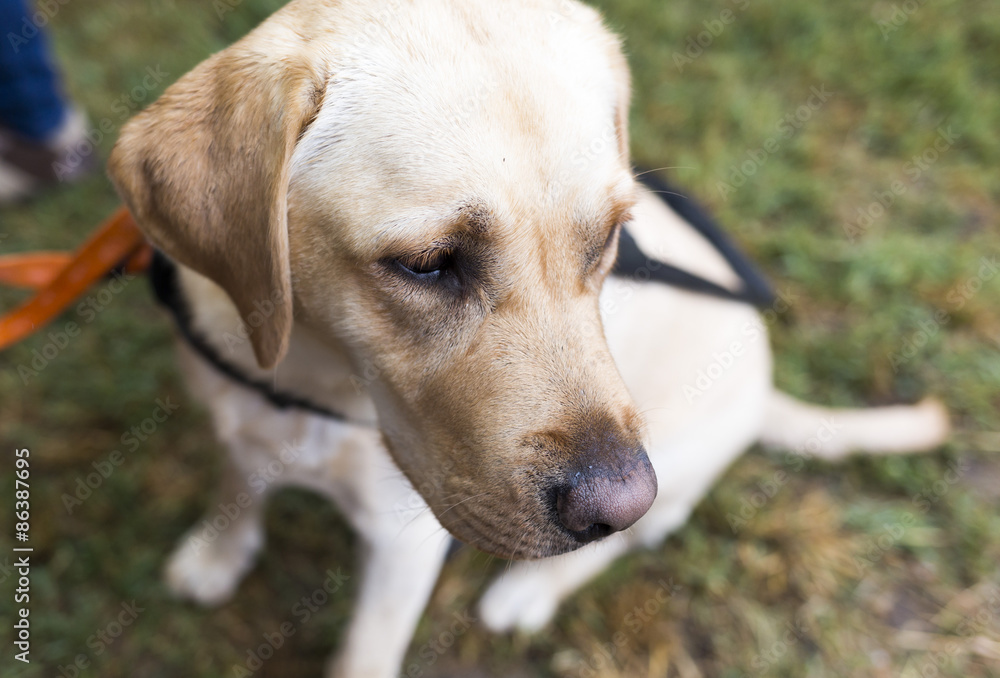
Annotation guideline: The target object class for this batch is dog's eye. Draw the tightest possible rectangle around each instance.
[396,249,452,280]
[597,221,624,268]
[603,223,621,253]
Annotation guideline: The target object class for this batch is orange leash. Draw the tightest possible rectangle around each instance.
[0,252,73,288]
[0,206,152,351]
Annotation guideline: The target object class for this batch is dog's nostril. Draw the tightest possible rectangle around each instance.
[582,522,613,542]
[555,450,657,543]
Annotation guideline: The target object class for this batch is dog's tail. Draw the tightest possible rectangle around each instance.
[759,390,950,460]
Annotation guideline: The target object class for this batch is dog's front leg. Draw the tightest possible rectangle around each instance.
[165,455,268,606]
[326,510,450,678]
[479,535,635,633]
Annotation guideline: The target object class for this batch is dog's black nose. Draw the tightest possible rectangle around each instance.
[555,449,657,543]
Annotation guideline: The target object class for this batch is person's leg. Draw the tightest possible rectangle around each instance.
[0,0,68,140]
[0,0,91,202]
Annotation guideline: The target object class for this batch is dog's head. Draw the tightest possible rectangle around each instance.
[109,0,656,559]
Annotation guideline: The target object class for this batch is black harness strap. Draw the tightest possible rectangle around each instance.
[150,172,774,422]
[613,172,776,308]
[149,251,366,424]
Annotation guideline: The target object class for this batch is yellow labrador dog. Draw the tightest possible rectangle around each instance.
[107,0,950,675]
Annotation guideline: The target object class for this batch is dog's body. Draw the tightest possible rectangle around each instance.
[162,185,948,677]
[105,1,950,676]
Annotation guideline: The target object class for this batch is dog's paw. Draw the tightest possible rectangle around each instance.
[479,569,561,633]
[916,397,951,448]
[165,527,262,606]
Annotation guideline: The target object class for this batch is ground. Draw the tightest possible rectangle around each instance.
[1,0,998,676]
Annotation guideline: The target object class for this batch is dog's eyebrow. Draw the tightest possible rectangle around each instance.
[371,203,493,255]
[461,204,493,234]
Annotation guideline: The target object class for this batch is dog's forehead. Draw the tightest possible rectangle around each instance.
[289,0,631,251]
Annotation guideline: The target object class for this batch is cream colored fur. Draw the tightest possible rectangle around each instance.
[105,1,951,676]
[162,183,948,676]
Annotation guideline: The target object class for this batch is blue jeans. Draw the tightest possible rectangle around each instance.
[0,0,68,141]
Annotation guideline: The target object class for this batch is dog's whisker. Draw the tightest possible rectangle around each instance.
[435,492,491,519]
[394,506,436,535]
[412,523,454,553]
[643,188,690,200]
[506,508,532,568]
[636,405,677,428]
[632,165,696,179]
[391,490,491,535]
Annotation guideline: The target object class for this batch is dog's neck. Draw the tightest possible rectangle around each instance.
[175,263,379,425]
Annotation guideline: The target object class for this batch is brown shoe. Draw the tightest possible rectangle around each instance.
[0,109,96,203]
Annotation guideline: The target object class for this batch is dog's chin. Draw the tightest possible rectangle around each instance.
[434,504,584,560]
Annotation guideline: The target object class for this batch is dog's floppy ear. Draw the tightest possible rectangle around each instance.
[108,32,326,369]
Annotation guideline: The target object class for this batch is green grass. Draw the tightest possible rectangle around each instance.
[1,0,999,676]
